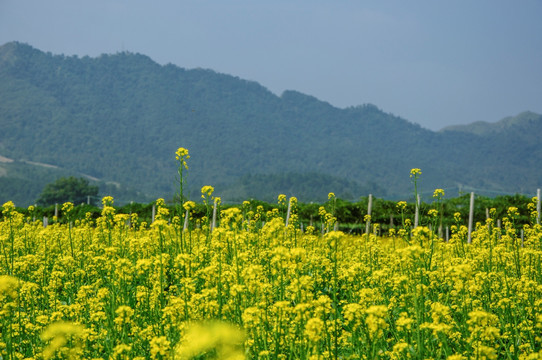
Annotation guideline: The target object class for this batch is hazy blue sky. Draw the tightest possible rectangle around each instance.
[1,0,541,130]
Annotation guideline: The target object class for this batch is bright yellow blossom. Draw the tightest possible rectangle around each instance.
[410,168,422,177]
[201,185,214,197]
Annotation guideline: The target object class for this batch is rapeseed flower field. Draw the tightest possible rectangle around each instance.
[1,149,541,359]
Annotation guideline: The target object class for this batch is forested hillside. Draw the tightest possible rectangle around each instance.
[1,41,541,205]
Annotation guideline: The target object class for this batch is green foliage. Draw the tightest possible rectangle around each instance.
[0,160,78,206]
[1,41,541,206]
[36,176,99,206]
[0,177,43,207]
[5,193,535,237]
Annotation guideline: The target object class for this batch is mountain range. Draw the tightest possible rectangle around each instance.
[1,41,541,206]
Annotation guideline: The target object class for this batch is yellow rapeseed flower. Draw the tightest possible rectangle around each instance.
[0,275,19,299]
[62,202,74,214]
[102,196,114,206]
[183,201,196,211]
[507,206,520,219]
[396,201,407,211]
[365,305,388,339]
[433,188,445,198]
[175,322,245,360]
[150,336,171,359]
[2,200,15,216]
[175,147,190,169]
[388,341,409,360]
[454,212,462,222]
[304,317,325,343]
[428,209,438,218]
[201,185,214,198]
[410,168,422,177]
[175,147,189,160]
[41,321,84,360]
[318,206,327,217]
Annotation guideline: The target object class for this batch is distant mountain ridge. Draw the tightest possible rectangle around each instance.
[441,111,542,135]
[1,41,541,206]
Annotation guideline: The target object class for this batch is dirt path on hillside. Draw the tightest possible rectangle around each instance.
[0,155,14,163]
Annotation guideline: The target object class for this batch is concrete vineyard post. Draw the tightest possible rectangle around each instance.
[285,198,292,227]
[183,209,189,232]
[211,198,218,232]
[486,208,490,231]
[414,195,420,228]
[152,204,156,223]
[365,194,372,236]
[467,192,474,244]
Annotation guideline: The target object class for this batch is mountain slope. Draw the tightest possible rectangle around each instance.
[1,41,541,205]
[441,111,542,136]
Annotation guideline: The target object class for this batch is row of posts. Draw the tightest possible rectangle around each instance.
[365,189,541,244]
[41,190,541,240]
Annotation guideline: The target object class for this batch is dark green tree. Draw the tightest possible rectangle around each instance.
[37,176,99,206]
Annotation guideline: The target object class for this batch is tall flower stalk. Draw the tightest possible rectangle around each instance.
[62,202,75,259]
[433,189,445,237]
[175,147,189,251]
[410,168,422,233]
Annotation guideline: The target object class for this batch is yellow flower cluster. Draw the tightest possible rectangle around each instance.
[1,193,542,359]
[201,185,214,198]
[175,147,190,169]
[433,188,445,198]
[409,168,422,177]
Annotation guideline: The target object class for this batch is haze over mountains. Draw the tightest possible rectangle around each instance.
[1,42,541,206]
